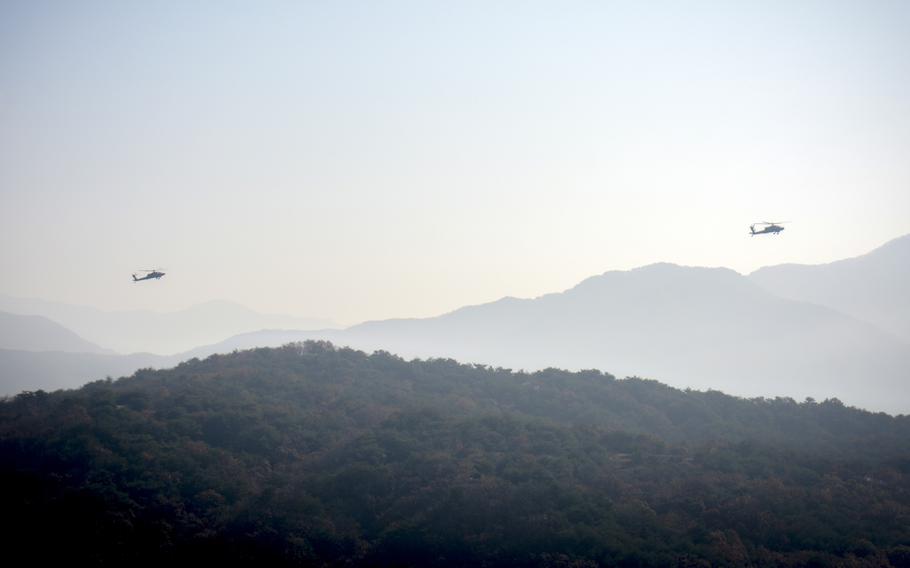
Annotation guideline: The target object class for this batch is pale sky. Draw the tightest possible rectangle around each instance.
[2,0,909,325]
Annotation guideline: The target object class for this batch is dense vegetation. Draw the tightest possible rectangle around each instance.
[2,341,910,566]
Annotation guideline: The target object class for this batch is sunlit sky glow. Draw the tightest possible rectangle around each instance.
[2,1,909,324]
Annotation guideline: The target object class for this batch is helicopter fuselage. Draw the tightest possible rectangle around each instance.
[750,225,784,236]
[132,271,165,282]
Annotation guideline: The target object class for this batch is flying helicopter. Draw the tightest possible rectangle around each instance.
[750,222,787,236]
[132,269,166,282]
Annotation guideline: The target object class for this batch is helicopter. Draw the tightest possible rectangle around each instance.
[132,269,166,282]
[750,222,787,236]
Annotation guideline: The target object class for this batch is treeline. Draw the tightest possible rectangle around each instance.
[2,341,910,566]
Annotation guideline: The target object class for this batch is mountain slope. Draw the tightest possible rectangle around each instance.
[750,233,910,342]
[0,296,337,354]
[0,311,110,354]
[3,343,910,566]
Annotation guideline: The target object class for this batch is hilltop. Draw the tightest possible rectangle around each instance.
[3,342,910,566]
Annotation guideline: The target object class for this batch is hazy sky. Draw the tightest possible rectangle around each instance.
[2,1,909,324]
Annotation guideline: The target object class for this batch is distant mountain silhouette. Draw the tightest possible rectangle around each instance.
[0,349,169,395]
[307,263,907,413]
[179,263,910,413]
[750,233,910,342]
[3,239,909,412]
[0,311,110,354]
[0,297,337,354]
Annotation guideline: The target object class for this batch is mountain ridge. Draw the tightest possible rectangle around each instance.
[750,233,910,341]
[3,342,910,565]
[0,295,338,354]
[177,262,910,413]
[2,236,908,412]
[0,311,111,354]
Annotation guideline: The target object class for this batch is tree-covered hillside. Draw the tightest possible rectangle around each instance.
[2,341,909,566]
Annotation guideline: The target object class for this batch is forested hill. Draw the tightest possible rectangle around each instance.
[3,342,910,567]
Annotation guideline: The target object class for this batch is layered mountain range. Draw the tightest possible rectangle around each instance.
[0,297,336,354]
[750,234,910,342]
[2,234,908,413]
